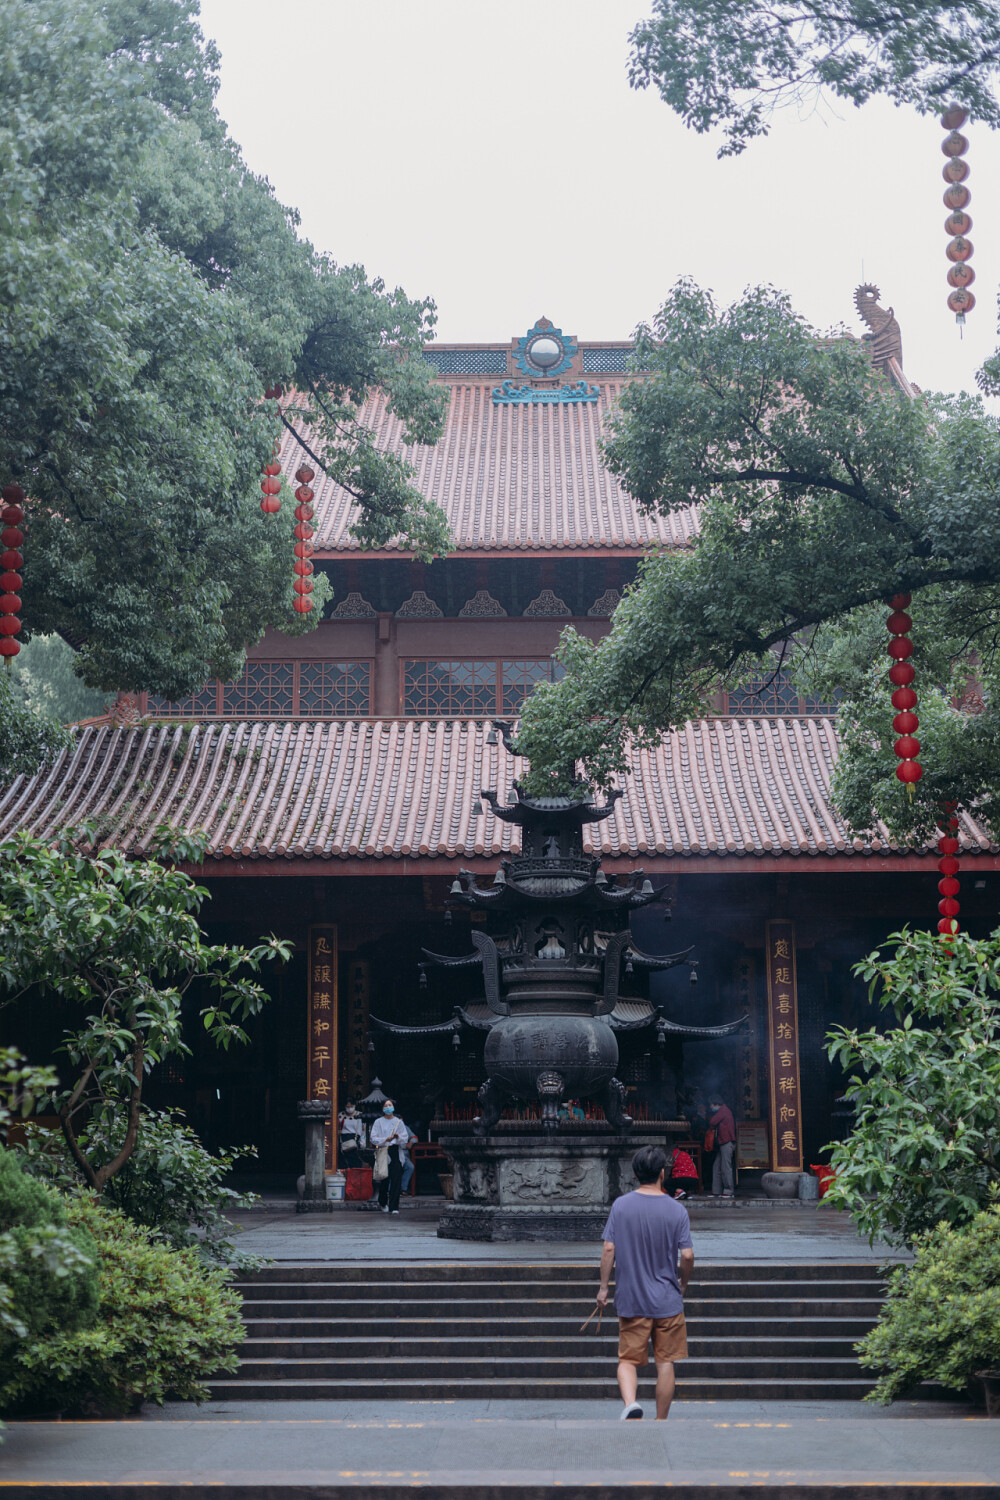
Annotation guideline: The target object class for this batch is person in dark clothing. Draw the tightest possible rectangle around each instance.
[708,1098,736,1197]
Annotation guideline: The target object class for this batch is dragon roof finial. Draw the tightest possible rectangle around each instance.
[854,284,902,373]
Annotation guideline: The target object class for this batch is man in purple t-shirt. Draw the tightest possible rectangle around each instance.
[597,1144,695,1421]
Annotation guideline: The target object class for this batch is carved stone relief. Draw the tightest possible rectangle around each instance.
[459,590,507,618]
[523,590,571,617]
[498,1157,604,1203]
[329,592,377,619]
[587,589,621,618]
[396,590,443,619]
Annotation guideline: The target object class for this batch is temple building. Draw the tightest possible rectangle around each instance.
[2,311,997,1190]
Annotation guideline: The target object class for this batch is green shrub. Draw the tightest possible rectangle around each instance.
[0,1195,244,1415]
[19,1108,261,1268]
[859,1205,1000,1404]
[0,1146,99,1348]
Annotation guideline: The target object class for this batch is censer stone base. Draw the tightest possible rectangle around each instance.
[436,1124,688,1242]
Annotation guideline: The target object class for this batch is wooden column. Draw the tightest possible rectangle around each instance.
[764,919,803,1173]
[307,924,338,1171]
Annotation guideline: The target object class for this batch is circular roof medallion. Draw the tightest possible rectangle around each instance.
[527,336,562,370]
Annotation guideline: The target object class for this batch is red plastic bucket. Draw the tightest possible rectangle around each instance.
[811,1164,836,1198]
[345,1166,373,1200]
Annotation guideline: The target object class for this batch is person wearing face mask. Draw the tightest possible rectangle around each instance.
[338,1100,366,1168]
[369,1098,409,1214]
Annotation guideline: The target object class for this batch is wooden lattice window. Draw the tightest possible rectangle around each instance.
[299,661,372,716]
[146,661,372,717]
[403,660,496,716]
[501,659,564,714]
[726,671,838,716]
[146,683,220,717]
[222,662,294,716]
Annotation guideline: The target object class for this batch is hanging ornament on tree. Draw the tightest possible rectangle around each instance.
[941,107,975,333]
[0,482,25,661]
[259,385,284,515]
[937,803,961,949]
[292,464,316,614]
[887,593,921,793]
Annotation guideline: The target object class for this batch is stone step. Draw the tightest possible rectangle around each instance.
[231,1355,867,1381]
[208,1375,877,1402]
[243,1316,877,1339]
[240,1335,864,1360]
[234,1276,884,1300]
[238,1260,884,1284]
[239,1296,885,1320]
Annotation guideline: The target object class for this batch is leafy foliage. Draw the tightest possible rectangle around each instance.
[0,830,290,1190]
[0,0,448,765]
[515,282,1000,842]
[858,1207,1000,1403]
[7,633,110,725]
[0,1193,244,1414]
[19,1108,261,1269]
[0,671,71,779]
[628,0,1000,156]
[0,1145,98,1352]
[825,928,1000,1246]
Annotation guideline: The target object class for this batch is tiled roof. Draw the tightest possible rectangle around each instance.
[280,384,698,554]
[0,719,993,864]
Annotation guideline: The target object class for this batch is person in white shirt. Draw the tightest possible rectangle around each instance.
[369,1100,409,1214]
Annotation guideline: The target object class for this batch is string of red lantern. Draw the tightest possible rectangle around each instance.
[887,593,921,792]
[292,464,315,615]
[260,385,284,515]
[0,483,25,662]
[937,802,961,948]
[942,106,975,332]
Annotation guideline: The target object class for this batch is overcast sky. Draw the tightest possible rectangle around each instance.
[199,0,1000,400]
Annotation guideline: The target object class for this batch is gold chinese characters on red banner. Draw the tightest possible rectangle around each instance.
[765,919,803,1172]
[307,924,338,1171]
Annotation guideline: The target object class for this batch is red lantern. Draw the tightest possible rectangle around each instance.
[943,158,969,183]
[293,559,313,576]
[891,686,917,711]
[0,616,22,636]
[0,571,20,592]
[293,522,314,540]
[944,183,971,210]
[260,495,281,515]
[886,610,912,634]
[944,209,972,237]
[295,485,314,504]
[942,130,969,157]
[888,595,921,791]
[0,639,18,657]
[938,877,960,897]
[2,527,23,548]
[293,540,313,559]
[1,484,24,505]
[938,917,959,935]
[1,484,24,661]
[894,735,920,759]
[292,596,313,614]
[887,636,913,660]
[938,898,960,917]
[260,476,281,495]
[948,289,976,316]
[0,594,21,614]
[947,263,975,288]
[294,505,314,523]
[893,712,919,735]
[294,465,315,484]
[888,661,915,685]
[293,577,313,594]
[896,759,922,784]
[946,236,973,263]
[264,461,281,477]
[939,836,959,855]
[1,550,22,570]
[941,106,968,130]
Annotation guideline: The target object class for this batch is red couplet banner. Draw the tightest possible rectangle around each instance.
[764,919,803,1173]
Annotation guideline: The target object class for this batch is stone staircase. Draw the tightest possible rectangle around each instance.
[212,1262,885,1401]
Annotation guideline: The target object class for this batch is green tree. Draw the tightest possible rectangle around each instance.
[0,828,290,1190]
[825,927,1000,1246]
[628,0,1000,156]
[1,0,448,758]
[515,281,1000,844]
[7,634,108,725]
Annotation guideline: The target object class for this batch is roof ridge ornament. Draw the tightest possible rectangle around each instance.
[512,318,578,379]
[492,380,599,405]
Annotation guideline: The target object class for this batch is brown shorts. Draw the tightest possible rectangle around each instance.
[617,1313,688,1366]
